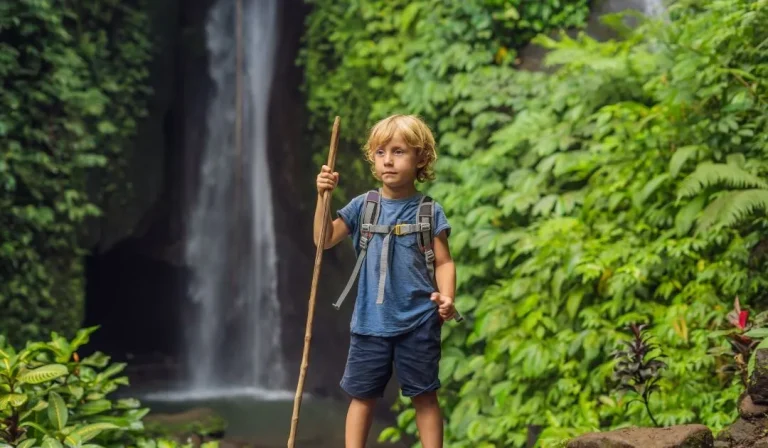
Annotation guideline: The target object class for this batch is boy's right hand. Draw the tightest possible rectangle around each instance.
[317,165,339,195]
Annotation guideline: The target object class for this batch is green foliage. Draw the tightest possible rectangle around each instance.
[298,0,589,202]
[302,0,768,446]
[612,324,667,427]
[0,0,152,345]
[0,327,152,447]
[0,327,213,448]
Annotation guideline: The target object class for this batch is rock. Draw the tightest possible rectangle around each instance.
[568,425,713,448]
[715,418,760,445]
[713,442,729,448]
[749,349,768,405]
[754,439,768,448]
[740,393,768,419]
[144,407,227,440]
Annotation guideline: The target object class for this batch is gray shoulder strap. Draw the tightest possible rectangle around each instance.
[416,196,464,322]
[417,195,436,287]
[333,190,381,310]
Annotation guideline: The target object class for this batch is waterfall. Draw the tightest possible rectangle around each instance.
[642,0,666,17]
[179,0,287,399]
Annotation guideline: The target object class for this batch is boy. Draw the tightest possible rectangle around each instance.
[313,114,456,448]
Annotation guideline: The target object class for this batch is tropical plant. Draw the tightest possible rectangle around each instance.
[0,0,153,345]
[611,324,667,427]
[0,327,152,447]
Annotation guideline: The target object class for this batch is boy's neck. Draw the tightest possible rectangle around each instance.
[380,183,418,200]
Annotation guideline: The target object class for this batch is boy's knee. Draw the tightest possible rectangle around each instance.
[350,396,377,409]
[411,391,439,409]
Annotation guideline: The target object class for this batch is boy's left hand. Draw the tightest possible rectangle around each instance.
[431,292,455,321]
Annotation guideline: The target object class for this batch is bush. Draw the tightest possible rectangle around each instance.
[301,0,768,446]
[0,0,152,345]
[0,327,206,448]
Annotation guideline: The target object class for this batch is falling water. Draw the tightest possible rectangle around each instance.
[180,0,287,399]
[642,0,666,17]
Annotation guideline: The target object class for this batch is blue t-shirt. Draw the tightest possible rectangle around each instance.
[337,190,451,337]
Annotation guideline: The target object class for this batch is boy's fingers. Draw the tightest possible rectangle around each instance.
[430,292,440,302]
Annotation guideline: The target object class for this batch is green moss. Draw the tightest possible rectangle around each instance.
[144,408,228,439]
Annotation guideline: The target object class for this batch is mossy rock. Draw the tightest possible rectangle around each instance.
[145,407,227,439]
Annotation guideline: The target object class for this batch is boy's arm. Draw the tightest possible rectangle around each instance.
[432,229,456,315]
[313,193,350,249]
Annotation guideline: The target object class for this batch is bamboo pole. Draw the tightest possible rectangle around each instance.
[287,116,341,448]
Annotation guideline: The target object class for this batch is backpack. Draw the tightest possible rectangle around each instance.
[332,189,463,322]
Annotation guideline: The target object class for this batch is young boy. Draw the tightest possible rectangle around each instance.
[313,114,456,448]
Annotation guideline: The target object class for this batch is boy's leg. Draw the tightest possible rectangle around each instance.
[345,397,376,447]
[340,333,394,448]
[412,391,443,448]
[394,312,443,448]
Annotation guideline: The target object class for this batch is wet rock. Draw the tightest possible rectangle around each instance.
[144,407,227,440]
[715,418,760,446]
[567,424,713,448]
[740,393,768,419]
[749,349,768,405]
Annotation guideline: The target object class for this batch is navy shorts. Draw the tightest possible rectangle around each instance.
[340,312,441,399]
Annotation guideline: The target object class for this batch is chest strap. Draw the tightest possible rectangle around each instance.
[332,191,439,310]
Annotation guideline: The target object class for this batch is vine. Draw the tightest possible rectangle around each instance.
[0,0,153,345]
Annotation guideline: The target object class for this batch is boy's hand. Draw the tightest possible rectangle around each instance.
[317,165,339,195]
[431,292,455,321]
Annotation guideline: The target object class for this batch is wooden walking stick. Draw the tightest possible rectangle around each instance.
[287,116,341,448]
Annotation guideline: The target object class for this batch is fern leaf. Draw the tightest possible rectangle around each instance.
[669,145,701,177]
[634,173,670,207]
[678,163,768,198]
[697,189,768,231]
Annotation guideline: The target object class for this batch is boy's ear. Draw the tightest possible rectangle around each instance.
[416,151,427,168]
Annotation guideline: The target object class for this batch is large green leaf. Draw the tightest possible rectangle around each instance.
[77,399,112,416]
[41,437,63,448]
[70,423,120,443]
[0,393,28,409]
[47,392,68,431]
[17,439,37,448]
[19,364,68,384]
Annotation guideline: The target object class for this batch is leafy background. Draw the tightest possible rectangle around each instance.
[299,0,768,446]
[2,0,768,446]
[0,0,152,347]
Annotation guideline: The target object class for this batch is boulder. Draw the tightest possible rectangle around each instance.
[715,417,764,447]
[749,349,768,405]
[740,393,768,419]
[568,425,713,448]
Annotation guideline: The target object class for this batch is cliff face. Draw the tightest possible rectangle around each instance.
[84,0,357,398]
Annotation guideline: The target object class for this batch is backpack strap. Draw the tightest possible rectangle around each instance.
[332,190,381,310]
[416,195,436,287]
[417,196,464,323]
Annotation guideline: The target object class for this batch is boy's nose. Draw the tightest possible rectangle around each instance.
[384,154,394,165]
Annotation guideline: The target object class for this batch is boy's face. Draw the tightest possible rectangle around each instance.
[372,131,425,188]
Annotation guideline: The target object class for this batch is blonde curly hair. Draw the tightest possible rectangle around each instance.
[363,114,437,183]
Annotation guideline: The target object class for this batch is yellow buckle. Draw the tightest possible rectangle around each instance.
[394,224,405,236]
